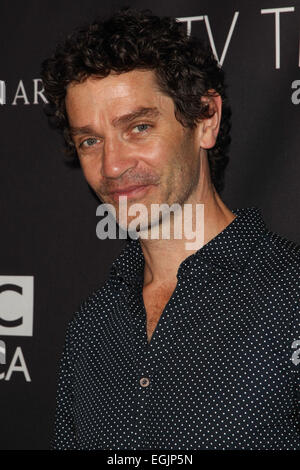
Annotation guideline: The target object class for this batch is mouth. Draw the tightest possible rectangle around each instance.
[109,184,155,201]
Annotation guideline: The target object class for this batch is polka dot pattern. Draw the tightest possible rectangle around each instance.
[51,207,300,450]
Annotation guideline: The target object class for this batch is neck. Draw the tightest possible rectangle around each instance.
[138,150,236,287]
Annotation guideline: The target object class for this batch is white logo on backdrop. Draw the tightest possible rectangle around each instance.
[177,7,297,69]
[0,276,34,337]
[177,12,239,66]
[0,79,48,105]
[0,340,5,364]
[0,80,6,105]
[0,340,31,382]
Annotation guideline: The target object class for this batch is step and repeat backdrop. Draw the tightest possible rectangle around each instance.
[0,0,299,450]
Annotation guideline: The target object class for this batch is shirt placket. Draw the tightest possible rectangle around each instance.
[124,276,156,450]
[127,261,213,450]
[135,348,153,450]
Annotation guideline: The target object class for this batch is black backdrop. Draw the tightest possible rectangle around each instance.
[0,0,299,450]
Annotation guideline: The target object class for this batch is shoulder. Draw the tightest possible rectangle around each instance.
[243,230,300,336]
[251,229,300,307]
[64,276,122,342]
[260,229,300,270]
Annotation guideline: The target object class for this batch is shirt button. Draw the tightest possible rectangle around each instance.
[140,377,150,387]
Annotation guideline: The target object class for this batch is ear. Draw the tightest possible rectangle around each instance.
[196,90,222,149]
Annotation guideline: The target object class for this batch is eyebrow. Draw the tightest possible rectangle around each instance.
[69,106,161,137]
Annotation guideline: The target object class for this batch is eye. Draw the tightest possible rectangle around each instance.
[132,123,151,134]
[79,137,101,149]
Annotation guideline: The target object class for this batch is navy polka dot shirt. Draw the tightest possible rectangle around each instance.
[51,207,300,450]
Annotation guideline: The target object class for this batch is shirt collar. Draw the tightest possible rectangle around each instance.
[108,207,269,286]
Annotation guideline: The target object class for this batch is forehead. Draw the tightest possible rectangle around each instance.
[66,70,167,109]
[65,69,173,122]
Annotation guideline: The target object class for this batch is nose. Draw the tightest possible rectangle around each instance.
[101,134,137,179]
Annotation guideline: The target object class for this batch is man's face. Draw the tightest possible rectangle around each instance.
[65,69,201,232]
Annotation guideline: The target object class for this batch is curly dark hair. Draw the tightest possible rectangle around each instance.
[40,6,231,193]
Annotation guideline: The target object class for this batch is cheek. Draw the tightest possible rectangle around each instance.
[149,142,179,174]
[79,158,100,187]
[139,137,165,162]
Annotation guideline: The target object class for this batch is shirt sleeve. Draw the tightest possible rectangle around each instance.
[50,311,79,450]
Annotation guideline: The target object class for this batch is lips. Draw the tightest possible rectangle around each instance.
[109,184,154,200]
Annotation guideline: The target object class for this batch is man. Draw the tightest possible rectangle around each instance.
[41,7,300,450]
